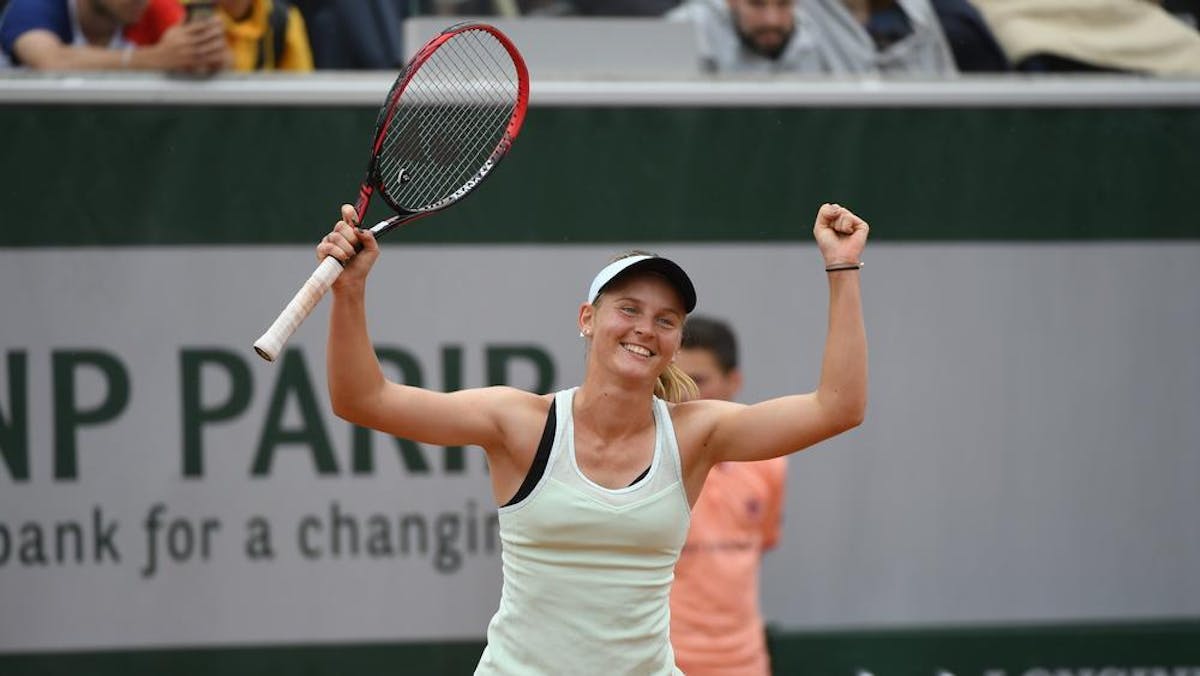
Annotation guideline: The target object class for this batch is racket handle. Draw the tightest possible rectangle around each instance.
[253,256,344,362]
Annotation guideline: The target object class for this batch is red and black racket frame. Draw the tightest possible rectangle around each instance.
[353,22,530,237]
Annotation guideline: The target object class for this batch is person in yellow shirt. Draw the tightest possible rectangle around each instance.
[671,316,788,676]
[213,0,312,71]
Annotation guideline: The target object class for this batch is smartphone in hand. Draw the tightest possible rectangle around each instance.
[184,0,217,22]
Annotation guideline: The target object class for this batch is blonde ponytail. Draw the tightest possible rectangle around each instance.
[656,361,699,403]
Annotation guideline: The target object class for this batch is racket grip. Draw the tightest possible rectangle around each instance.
[253,256,344,362]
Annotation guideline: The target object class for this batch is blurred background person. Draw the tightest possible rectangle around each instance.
[928,0,1009,72]
[0,0,8,68]
[805,0,959,74]
[0,0,228,72]
[667,0,824,73]
[292,0,406,69]
[214,0,312,71]
[1163,0,1200,28]
[570,0,681,14]
[670,316,789,676]
[970,0,1200,74]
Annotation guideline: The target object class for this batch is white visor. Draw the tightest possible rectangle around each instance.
[586,255,697,313]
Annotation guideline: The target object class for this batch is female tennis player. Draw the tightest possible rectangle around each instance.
[318,201,868,675]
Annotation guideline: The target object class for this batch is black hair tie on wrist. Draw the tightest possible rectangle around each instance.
[825,262,863,272]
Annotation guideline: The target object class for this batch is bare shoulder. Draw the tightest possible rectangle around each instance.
[669,397,745,421]
[479,387,556,472]
[666,398,744,448]
[474,385,552,404]
[472,386,554,422]
[666,399,744,498]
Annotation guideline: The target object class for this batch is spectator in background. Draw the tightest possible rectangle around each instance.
[669,316,788,676]
[571,0,681,13]
[666,0,825,73]
[407,0,681,14]
[1163,0,1200,29]
[292,0,405,69]
[0,0,228,72]
[970,0,1200,75]
[805,0,958,75]
[929,0,1008,71]
[0,1,9,68]
[215,0,312,71]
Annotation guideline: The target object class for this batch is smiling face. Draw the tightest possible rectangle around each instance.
[580,273,687,385]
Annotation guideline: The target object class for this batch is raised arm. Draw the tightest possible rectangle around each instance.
[685,203,869,464]
[321,205,526,450]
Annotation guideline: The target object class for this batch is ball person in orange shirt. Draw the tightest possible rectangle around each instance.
[670,316,788,675]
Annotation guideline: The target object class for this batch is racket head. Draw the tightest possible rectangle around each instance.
[362,22,530,231]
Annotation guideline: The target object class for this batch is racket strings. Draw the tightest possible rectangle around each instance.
[381,71,511,208]
[410,37,516,203]
[399,38,514,206]
[377,29,520,212]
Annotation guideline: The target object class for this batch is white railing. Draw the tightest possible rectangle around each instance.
[1,71,1199,107]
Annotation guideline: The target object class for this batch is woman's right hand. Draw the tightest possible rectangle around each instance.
[318,204,379,293]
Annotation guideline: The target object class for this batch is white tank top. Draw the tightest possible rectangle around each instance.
[475,387,691,675]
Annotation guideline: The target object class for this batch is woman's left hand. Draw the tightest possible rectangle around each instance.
[812,203,869,266]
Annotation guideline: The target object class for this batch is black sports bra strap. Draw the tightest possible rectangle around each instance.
[501,401,557,508]
[627,465,651,488]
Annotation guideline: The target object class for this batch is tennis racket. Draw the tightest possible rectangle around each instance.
[253,22,529,362]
